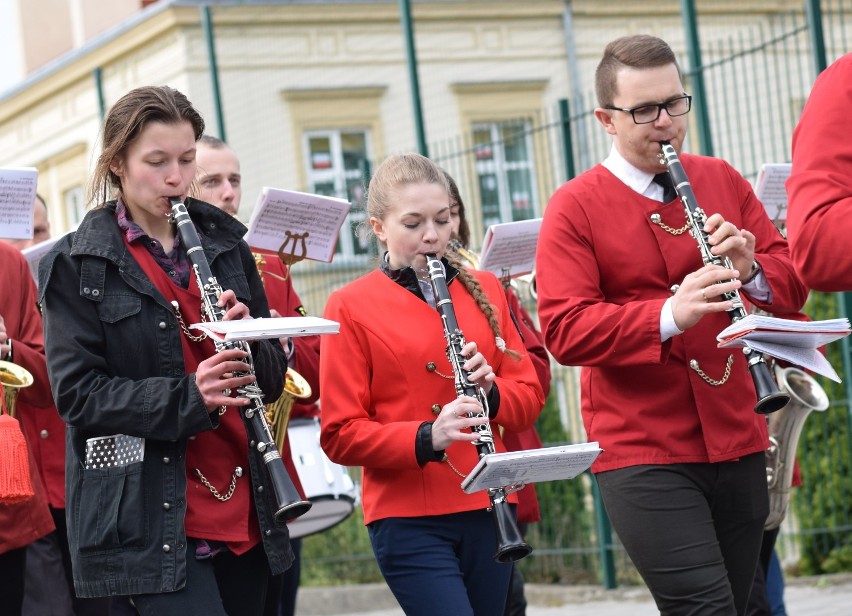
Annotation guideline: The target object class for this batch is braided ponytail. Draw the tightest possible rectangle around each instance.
[445,253,522,361]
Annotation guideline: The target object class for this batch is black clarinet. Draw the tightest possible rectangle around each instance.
[658,143,789,415]
[169,198,311,522]
[425,254,532,563]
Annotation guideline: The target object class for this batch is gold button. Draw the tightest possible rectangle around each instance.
[425,362,436,372]
[431,404,441,416]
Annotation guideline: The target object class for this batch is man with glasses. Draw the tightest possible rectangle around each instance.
[535,34,806,615]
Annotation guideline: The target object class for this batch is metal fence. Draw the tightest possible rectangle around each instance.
[289,2,852,587]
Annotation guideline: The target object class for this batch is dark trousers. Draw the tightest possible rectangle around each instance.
[0,546,26,616]
[745,528,781,616]
[262,537,301,616]
[596,452,768,616]
[368,510,513,616]
[131,539,271,616]
[22,507,111,616]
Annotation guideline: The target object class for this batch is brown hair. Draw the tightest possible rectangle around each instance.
[442,169,470,248]
[369,153,518,358]
[595,35,681,107]
[89,86,205,206]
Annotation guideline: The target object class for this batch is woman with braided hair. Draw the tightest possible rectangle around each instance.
[319,153,544,616]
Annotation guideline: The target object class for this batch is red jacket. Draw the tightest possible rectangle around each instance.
[786,53,852,292]
[536,156,808,472]
[320,267,545,524]
[0,242,55,552]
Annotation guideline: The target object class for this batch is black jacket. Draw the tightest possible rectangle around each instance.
[39,199,293,597]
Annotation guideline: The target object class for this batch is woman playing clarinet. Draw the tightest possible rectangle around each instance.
[40,86,292,615]
[319,152,544,616]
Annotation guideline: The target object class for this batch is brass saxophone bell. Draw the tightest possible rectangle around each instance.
[0,361,35,418]
[265,368,312,452]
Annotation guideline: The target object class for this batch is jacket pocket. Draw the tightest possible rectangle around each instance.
[76,462,146,553]
[95,293,141,323]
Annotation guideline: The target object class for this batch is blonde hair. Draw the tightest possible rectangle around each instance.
[369,153,519,358]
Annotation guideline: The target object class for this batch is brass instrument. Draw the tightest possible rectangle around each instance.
[252,251,315,452]
[764,365,828,530]
[0,360,34,418]
[265,368,312,452]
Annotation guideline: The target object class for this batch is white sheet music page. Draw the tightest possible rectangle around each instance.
[245,188,351,263]
[476,218,542,279]
[0,167,38,240]
[21,234,64,288]
[189,316,340,342]
[460,442,602,494]
[754,163,792,224]
[717,314,851,382]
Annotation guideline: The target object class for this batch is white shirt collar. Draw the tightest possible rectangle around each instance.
[602,145,663,200]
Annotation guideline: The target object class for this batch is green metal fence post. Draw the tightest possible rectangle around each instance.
[591,474,617,589]
[805,0,828,75]
[680,0,714,156]
[399,0,428,157]
[201,6,226,141]
[93,67,106,124]
[558,98,576,181]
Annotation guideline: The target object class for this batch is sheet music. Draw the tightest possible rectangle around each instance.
[245,187,351,263]
[716,314,850,382]
[21,235,63,288]
[0,168,38,240]
[460,442,602,494]
[190,316,340,342]
[477,218,542,278]
[754,163,792,223]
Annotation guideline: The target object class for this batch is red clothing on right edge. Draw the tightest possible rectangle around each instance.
[786,53,852,292]
[536,156,808,473]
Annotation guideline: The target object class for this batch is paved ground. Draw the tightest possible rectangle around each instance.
[296,573,852,615]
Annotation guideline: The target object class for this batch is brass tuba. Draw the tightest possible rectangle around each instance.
[764,365,829,530]
[0,360,34,417]
[265,368,312,453]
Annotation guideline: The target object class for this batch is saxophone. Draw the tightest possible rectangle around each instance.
[764,365,829,529]
[425,254,532,563]
[168,198,311,523]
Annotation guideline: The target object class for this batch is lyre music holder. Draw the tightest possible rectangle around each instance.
[277,230,310,280]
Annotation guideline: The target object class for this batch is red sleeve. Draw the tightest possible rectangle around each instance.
[786,53,852,291]
[504,287,551,398]
[257,253,321,404]
[2,245,52,408]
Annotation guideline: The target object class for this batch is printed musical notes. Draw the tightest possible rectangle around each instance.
[754,163,792,224]
[245,188,351,263]
[0,168,38,240]
[477,218,543,279]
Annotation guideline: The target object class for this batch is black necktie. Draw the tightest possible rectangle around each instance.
[654,172,677,203]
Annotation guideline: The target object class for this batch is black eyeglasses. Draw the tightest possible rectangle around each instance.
[605,95,693,125]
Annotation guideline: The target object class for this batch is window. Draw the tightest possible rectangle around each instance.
[303,129,373,259]
[472,120,539,229]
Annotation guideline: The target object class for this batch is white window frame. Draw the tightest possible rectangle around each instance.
[472,120,540,228]
[302,128,373,261]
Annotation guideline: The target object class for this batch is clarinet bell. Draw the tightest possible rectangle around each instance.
[747,351,791,415]
[491,500,532,563]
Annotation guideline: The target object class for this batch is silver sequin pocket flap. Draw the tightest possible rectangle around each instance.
[84,434,145,470]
